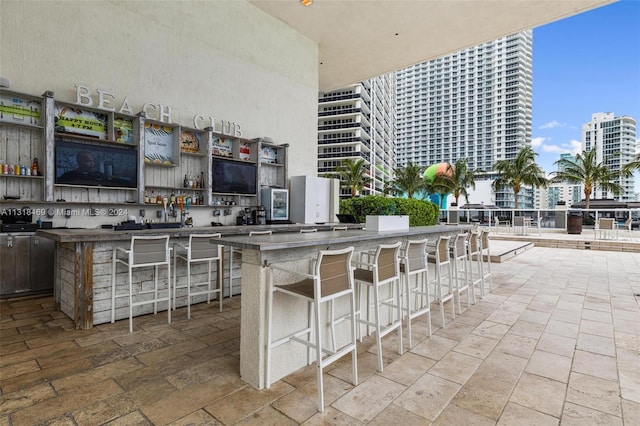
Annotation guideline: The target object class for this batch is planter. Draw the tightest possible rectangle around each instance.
[365,215,409,232]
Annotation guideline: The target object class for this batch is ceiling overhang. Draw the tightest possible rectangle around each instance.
[249,0,617,92]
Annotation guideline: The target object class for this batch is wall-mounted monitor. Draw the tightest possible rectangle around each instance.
[55,139,138,189]
[212,157,257,195]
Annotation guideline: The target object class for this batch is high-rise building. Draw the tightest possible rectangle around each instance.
[395,31,534,209]
[317,75,396,198]
[582,112,637,201]
[396,31,533,172]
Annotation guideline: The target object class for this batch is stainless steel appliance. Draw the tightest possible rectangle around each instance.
[261,188,289,223]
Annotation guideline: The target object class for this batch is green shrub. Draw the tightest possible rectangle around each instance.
[340,196,439,226]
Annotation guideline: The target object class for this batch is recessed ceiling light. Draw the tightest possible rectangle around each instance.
[300,0,312,6]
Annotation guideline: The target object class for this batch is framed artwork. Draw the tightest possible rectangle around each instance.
[179,130,201,153]
[212,136,233,158]
[113,116,134,144]
[144,122,176,165]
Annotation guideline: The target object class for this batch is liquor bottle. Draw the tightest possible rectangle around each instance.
[199,172,205,189]
[144,191,150,204]
[183,174,189,188]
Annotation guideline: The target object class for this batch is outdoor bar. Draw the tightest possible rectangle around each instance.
[36,223,470,389]
[3,1,629,423]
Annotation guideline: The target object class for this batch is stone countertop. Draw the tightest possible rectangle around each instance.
[35,223,364,243]
[35,223,472,245]
[215,224,472,251]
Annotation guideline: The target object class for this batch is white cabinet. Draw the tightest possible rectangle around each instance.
[289,175,336,224]
[261,188,288,222]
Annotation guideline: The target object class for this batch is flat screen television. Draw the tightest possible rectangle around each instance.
[55,139,138,189]
[212,157,257,195]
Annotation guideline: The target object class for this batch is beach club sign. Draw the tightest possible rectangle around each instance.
[73,84,242,136]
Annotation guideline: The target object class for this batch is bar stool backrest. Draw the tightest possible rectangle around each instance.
[189,233,221,260]
[404,238,428,273]
[436,236,451,264]
[480,229,490,250]
[468,231,480,254]
[316,247,354,299]
[452,233,467,258]
[375,242,402,282]
[131,236,170,266]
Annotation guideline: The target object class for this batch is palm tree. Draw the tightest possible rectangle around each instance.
[384,162,427,199]
[552,148,623,210]
[438,158,481,206]
[622,153,640,175]
[424,173,454,210]
[492,146,547,210]
[335,158,372,197]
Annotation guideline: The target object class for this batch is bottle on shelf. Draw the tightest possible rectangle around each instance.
[183,174,189,188]
[144,191,150,204]
[32,157,40,176]
[199,172,205,189]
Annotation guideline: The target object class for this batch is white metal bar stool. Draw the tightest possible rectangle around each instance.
[399,238,431,349]
[466,230,482,301]
[111,235,172,333]
[300,228,318,233]
[173,233,223,318]
[428,235,455,327]
[479,229,493,293]
[227,230,273,298]
[227,244,242,299]
[250,230,273,236]
[353,241,403,372]
[450,233,472,314]
[467,230,484,298]
[266,246,358,412]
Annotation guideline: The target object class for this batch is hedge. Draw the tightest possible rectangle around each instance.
[339,196,439,226]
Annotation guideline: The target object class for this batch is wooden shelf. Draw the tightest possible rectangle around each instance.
[54,132,137,148]
[0,174,44,179]
[146,185,206,192]
[180,151,207,157]
[55,183,137,191]
[0,121,44,131]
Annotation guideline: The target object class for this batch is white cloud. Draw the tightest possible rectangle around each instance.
[538,120,564,129]
[568,140,582,155]
[531,137,545,148]
[538,139,582,155]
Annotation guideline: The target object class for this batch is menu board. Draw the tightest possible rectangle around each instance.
[54,104,108,139]
[0,93,42,125]
[144,122,176,165]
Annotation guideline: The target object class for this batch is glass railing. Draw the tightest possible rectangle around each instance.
[441,207,640,231]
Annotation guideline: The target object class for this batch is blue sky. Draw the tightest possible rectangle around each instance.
[531,0,640,182]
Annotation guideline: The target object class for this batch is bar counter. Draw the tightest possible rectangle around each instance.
[38,223,471,389]
[37,223,361,330]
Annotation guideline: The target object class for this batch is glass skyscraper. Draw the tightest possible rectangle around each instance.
[395,31,533,175]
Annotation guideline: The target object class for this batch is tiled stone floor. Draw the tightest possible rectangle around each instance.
[1,246,639,425]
